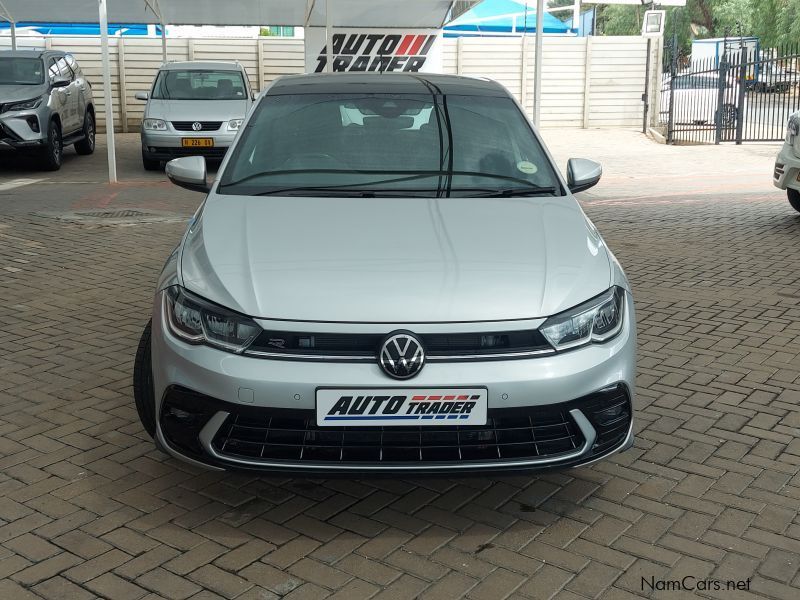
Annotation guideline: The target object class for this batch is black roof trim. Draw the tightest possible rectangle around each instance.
[267,73,509,97]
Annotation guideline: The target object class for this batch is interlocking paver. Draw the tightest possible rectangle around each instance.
[1,130,798,599]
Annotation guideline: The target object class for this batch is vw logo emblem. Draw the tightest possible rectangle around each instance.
[191,122,202,131]
[379,332,425,379]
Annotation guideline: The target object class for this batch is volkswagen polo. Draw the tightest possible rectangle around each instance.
[133,73,636,475]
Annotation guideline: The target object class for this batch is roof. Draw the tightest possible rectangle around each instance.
[0,49,47,58]
[0,1,476,28]
[160,60,243,71]
[267,72,508,96]
[444,0,571,36]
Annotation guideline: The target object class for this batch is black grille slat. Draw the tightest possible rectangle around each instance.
[247,329,552,358]
[171,121,222,131]
[212,405,586,464]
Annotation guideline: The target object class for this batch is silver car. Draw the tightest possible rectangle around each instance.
[133,73,636,475]
[0,50,95,170]
[136,61,253,170]
[773,112,800,213]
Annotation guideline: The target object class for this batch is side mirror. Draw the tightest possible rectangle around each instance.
[135,91,149,101]
[567,158,602,193]
[165,156,210,193]
[51,76,70,88]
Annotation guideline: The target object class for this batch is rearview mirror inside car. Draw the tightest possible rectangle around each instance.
[135,92,149,101]
[165,156,210,193]
[567,158,602,193]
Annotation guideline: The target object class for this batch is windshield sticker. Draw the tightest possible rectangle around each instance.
[517,161,538,175]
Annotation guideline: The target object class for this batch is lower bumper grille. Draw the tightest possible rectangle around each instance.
[213,407,585,464]
[159,385,632,472]
[145,146,229,159]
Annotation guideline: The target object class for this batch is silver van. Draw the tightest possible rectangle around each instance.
[135,61,253,170]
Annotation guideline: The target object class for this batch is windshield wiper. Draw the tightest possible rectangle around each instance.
[466,186,557,198]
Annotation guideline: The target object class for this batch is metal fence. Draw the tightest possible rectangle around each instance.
[659,38,800,144]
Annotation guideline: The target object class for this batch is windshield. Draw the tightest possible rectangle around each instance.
[218,92,561,197]
[0,57,45,85]
[152,69,247,100]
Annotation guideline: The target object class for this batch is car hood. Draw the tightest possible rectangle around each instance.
[0,83,47,104]
[180,194,612,323]
[145,99,248,121]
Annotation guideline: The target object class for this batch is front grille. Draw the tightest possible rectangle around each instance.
[212,405,584,464]
[246,329,553,359]
[171,121,222,131]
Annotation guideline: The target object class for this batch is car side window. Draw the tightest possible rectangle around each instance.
[65,55,81,78]
[47,58,59,82]
[55,57,74,81]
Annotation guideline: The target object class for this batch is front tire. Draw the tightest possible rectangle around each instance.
[788,189,800,213]
[74,111,95,155]
[142,151,161,171]
[133,320,157,437]
[40,120,63,171]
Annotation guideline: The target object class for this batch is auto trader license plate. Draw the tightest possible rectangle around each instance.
[181,138,214,147]
[316,389,488,427]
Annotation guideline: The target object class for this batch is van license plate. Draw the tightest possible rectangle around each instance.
[181,138,214,147]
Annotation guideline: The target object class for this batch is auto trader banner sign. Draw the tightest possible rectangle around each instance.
[305,28,443,74]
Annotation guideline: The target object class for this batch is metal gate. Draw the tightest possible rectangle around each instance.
[659,37,800,144]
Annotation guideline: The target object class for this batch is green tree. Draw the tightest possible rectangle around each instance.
[775,0,800,47]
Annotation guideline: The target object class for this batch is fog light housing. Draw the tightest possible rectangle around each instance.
[26,116,40,133]
[160,387,220,459]
[594,402,629,427]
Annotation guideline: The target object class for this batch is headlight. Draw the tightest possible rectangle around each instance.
[227,119,244,131]
[143,118,167,131]
[787,115,800,143]
[540,287,625,351]
[6,97,43,112]
[164,286,261,353]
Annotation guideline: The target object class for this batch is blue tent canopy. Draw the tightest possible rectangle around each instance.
[0,22,152,36]
[444,0,571,37]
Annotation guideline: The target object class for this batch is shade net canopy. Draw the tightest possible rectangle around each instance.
[0,0,474,28]
[444,0,570,36]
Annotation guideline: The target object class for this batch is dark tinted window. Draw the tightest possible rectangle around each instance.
[0,57,45,85]
[219,92,560,197]
[152,70,246,100]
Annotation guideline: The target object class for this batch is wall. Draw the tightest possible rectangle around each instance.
[1,35,660,132]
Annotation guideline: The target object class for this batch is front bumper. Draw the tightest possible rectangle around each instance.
[150,292,637,474]
[773,142,800,190]
[0,110,46,148]
[141,129,236,160]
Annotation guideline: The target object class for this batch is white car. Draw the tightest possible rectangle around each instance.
[773,113,800,213]
[662,73,741,127]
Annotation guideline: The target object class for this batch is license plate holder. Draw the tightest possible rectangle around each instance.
[316,388,488,427]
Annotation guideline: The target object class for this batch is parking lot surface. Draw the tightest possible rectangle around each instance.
[1,130,799,600]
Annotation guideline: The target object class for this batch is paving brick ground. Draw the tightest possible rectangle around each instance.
[0,130,798,600]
